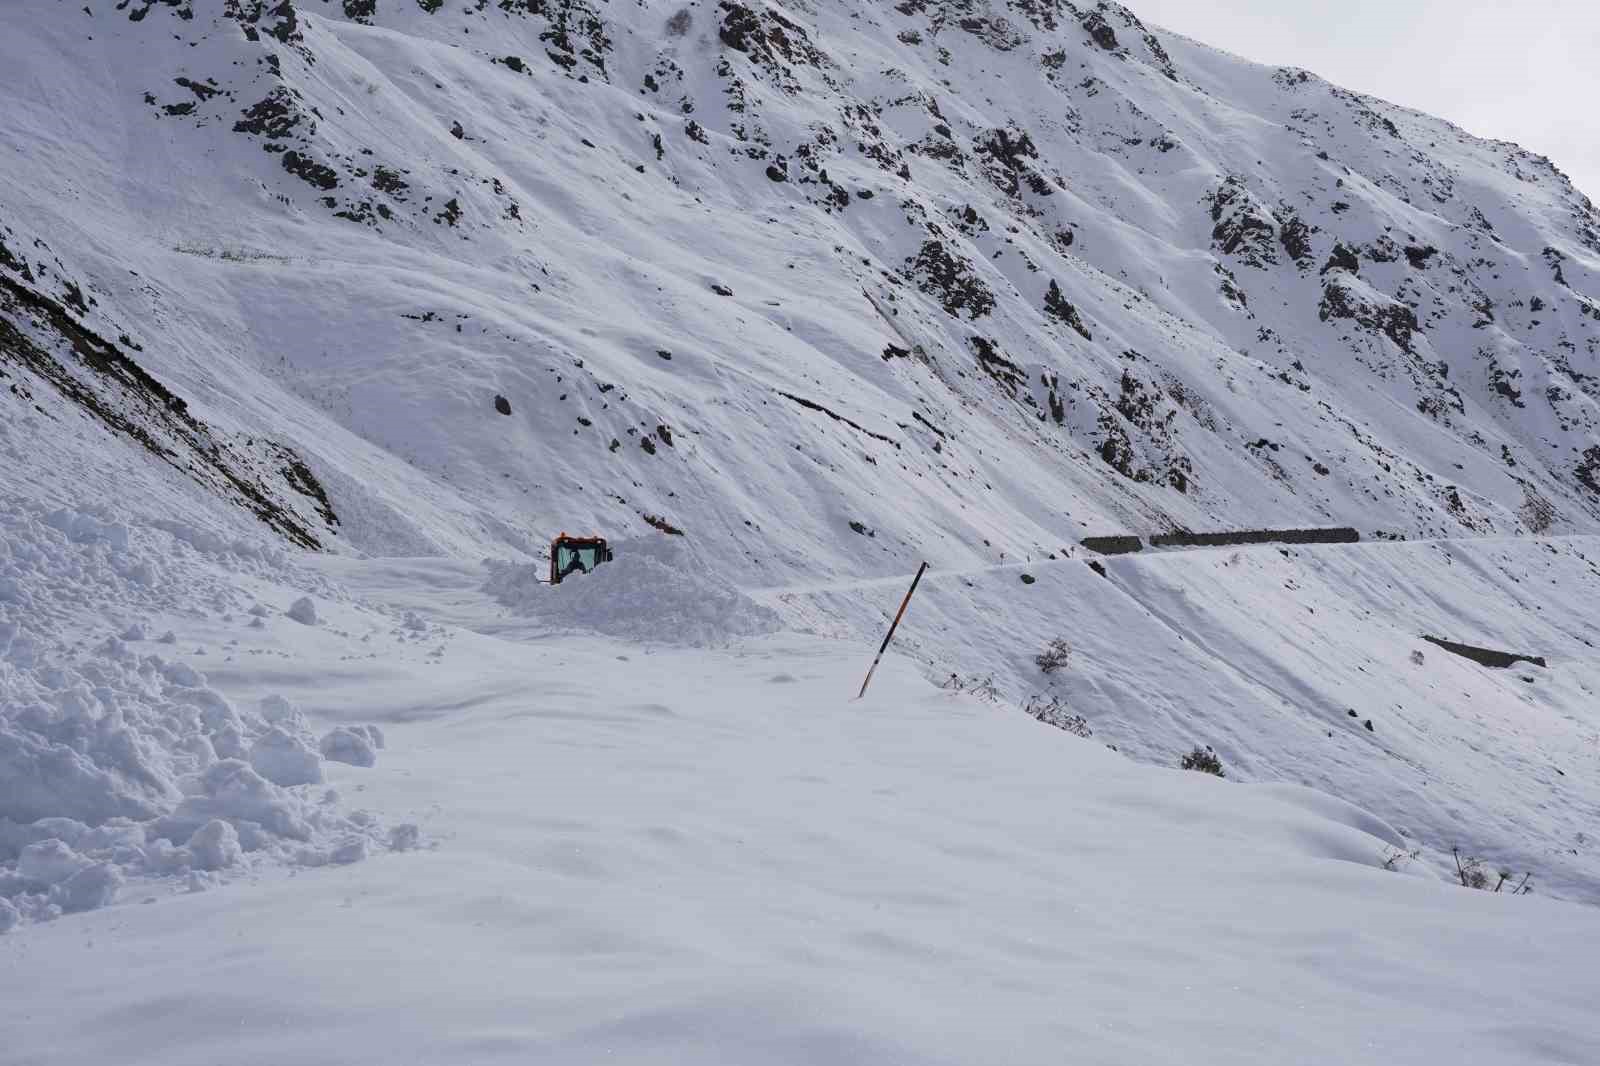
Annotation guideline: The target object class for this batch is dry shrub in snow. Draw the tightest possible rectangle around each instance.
[1024,693,1091,737]
[1380,845,1421,871]
[1034,638,1071,674]
[1180,746,1225,778]
[940,673,1000,702]
[1453,848,1533,894]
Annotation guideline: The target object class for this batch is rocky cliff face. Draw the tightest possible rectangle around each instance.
[3,0,1598,572]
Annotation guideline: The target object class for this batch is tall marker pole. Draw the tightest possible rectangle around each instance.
[856,561,928,699]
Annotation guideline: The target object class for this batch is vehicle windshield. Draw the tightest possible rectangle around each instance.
[556,543,602,575]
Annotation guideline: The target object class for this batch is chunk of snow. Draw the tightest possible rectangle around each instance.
[160,660,205,688]
[249,727,324,787]
[0,716,176,825]
[320,727,378,768]
[185,820,243,872]
[158,760,313,842]
[56,861,123,913]
[17,839,91,886]
[80,820,144,853]
[21,817,91,850]
[328,836,369,865]
[258,694,297,721]
[211,720,248,761]
[388,823,421,852]
[287,597,319,625]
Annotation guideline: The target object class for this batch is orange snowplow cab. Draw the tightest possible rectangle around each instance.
[549,534,612,585]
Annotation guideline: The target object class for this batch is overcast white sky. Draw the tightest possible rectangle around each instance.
[1131,0,1600,203]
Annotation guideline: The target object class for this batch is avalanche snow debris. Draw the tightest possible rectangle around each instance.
[486,536,781,647]
[0,497,410,929]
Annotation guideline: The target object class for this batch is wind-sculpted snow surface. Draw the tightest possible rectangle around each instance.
[0,498,415,927]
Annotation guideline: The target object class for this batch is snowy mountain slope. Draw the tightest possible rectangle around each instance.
[765,533,1600,900]
[2,0,1600,943]
[4,560,1600,1065]
[4,0,1600,576]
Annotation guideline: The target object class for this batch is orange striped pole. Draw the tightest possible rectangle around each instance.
[856,561,928,699]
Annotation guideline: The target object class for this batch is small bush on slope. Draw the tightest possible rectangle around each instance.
[1024,693,1091,737]
[1453,848,1533,894]
[940,673,1000,702]
[1034,637,1071,674]
[1180,746,1226,777]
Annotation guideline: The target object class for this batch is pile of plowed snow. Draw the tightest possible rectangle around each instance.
[487,536,781,646]
[0,498,416,930]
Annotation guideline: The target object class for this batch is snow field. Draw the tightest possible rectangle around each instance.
[4,622,1598,1065]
